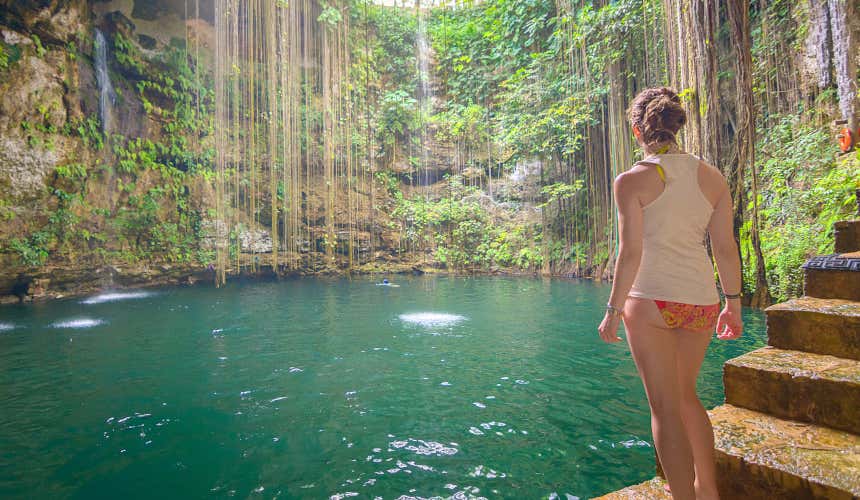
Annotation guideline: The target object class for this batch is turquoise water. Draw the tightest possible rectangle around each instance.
[0,276,765,499]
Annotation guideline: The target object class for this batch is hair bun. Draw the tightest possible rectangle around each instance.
[627,87,687,147]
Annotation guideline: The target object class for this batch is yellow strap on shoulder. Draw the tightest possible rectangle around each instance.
[655,165,666,182]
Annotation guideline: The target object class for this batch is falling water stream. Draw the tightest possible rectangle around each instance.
[93,29,117,136]
[417,11,434,189]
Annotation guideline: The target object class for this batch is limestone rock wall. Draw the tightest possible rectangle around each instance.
[0,0,87,45]
[0,0,219,302]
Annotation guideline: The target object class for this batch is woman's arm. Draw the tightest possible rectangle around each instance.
[598,172,643,343]
[707,177,743,340]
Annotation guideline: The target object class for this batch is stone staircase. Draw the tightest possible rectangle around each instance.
[596,219,860,499]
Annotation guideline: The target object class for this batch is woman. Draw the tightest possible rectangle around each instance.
[597,87,744,500]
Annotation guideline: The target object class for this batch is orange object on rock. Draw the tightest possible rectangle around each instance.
[838,127,855,153]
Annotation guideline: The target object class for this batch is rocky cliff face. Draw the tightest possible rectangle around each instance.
[0,3,89,234]
[0,0,87,45]
[0,1,426,304]
[0,0,216,302]
[0,0,87,195]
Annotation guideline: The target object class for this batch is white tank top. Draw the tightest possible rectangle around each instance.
[628,153,720,305]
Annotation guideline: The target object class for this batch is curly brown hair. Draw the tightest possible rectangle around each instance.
[627,87,687,148]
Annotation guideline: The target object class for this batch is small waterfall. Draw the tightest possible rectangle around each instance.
[416,19,432,105]
[510,158,543,184]
[416,14,433,187]
[94,29,117,136]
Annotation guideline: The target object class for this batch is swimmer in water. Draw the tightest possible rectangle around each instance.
[377,278,400,287]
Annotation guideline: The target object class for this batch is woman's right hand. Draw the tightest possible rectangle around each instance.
[716,300,743,340]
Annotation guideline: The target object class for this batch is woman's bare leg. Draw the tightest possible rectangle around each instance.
[676,328,720,499]
[623,298,695,500]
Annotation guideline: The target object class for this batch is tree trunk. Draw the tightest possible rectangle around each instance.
[728,0,771,307]
[807,0,833,90]
[828,0,858,134]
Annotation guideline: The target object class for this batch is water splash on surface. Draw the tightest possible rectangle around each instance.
[81,291,155,305]
[388,438,458,457]
[469,464,507,479]
[51,318,105,329]
[0,322,15,332]
[398,312,466,328]
[548,493,580,500]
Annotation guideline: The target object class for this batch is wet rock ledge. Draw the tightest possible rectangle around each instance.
[0,262,214,304]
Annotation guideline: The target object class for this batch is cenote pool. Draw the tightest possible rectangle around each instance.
[0,276,766,499]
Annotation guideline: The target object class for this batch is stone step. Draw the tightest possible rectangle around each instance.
[711,404,860,500]
[592,477,670,499]
[724,347,860,434]
[766,296,860,360]
[803,253,860,301]
[835,220,860,253]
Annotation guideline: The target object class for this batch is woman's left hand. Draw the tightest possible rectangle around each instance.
[598,313,623,343]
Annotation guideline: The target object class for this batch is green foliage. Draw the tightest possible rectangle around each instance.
[366,6,417,86]
[113,32,145,75]
[66,40,77,61]
[351,5,420,159]
[392,176,543,270]
[30,34,46,58]
[0,198,14,221]
[497,64,590,157]
[63,116,104,150]
[0,43,8,71]
[379,89,419,142]
[477,225,543,269]
[540,181,583,206]
[429,0,555,104]
[318,3,344,27]
[55,163,88,191]
[750,114,860,301]
[430,103,490,147]
[9,232,51,267]
[6,188,83,267]
[575,2,644,68]
[19,104,61,149]
[375,170,401,197]
[5,31,215,269]
[132,44,214,172]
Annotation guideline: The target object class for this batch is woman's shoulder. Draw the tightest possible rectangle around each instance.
[694,158,727,184]
[617,161,664,182]
[614,163,663,200]
[692,157,730,203]
[615,164,653,184]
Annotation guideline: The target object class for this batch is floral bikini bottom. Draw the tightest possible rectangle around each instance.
[654,300,720,331]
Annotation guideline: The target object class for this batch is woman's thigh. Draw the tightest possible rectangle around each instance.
[623,298,681,412]
[675,328,713,398]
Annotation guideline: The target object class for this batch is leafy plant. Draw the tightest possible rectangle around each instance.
[30,34,46,57]
[9,233,51,267]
